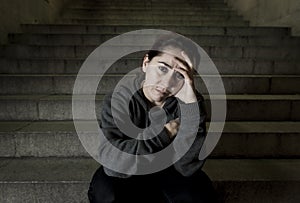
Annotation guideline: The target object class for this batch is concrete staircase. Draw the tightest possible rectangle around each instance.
[1,0,300,202]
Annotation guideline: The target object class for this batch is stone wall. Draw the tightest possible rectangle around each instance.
[225,0,300,36]
[0,0,70,44]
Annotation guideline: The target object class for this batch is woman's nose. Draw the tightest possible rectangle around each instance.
[161,72,177,90]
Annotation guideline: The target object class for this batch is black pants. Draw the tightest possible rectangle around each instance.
[88,166,218,203]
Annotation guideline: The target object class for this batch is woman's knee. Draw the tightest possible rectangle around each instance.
[161,169,218,203]
[88,167,117,203]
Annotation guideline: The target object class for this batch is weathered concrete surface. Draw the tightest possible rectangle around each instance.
[0,158,299,202]
[225,0,300,36]
[0,121,300,158]
[0,0,71,44]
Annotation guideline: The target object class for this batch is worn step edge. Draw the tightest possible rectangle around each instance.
[2,46,300,59]
[1,59,299,75]
[59,16,243,21]
[63,9,238,16]
[1,94,300,100]
[1,73,300,77]
[0,95,299,122]
[8,33,300,47]
[0,75,299,95]
[57,19,249,26]
[0,121,300,158]
[19,24,291,36]
[1,121,300,133]
[0,158,299,181]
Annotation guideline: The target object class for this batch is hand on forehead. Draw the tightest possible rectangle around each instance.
[160,47,193,70]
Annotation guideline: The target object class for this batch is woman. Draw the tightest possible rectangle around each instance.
[88,33,218,203]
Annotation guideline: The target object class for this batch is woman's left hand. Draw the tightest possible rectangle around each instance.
[174,51,197,104]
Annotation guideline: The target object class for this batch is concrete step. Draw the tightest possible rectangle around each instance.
[87,0,225,2]
[0,94,299,121]
[86,0,224,2]
[2,58,300,75]
[77,0,227,4]
[63,8,238,16]
[87,0,224,2]
[74,0,227,5]
[0,158,299,202]
[0,121,299,158]
[60,14,243,22]
[72,5,229,11]
[20,24,291,37]
[0,74,299,95]
[57,18,249,26]
[68,5,233,11]
[8,33,300,47]
[92,0,224,1]
[74,1,228,8]
[3,44,300,59]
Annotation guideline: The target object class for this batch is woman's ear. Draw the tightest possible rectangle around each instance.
[142,54,150,73]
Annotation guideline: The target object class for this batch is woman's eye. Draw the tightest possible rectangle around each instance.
[158,66,168,73]
[175,72,184,80]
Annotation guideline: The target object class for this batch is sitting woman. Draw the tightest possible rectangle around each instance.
[88,33,218,203]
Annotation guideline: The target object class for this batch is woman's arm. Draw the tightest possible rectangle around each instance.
[173,93,207,176]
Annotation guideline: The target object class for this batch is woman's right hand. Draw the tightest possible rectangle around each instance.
[164,118,180,139]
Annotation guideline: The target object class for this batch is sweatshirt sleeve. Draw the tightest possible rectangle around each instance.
[98,91,173,177]
[173,93,207,176]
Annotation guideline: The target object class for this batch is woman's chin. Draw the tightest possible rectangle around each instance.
[152,90,167,101]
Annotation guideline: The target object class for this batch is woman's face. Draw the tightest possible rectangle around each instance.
[142,47,189,106]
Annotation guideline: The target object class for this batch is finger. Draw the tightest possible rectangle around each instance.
[168,122,177,129]
[175,118,180,125]
[173,58,194,79]
[174,57,190,72]
[181,51,193,69]
[172,118,180,123]
[174,66,191,83]
[170,118,180,125]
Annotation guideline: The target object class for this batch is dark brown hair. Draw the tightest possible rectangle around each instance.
[146,33,201,69]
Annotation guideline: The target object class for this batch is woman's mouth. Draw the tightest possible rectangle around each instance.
[154,88,164,96]
[154,87,170,97]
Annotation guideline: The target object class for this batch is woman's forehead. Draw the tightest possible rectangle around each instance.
[154,47,185,63]
[162,46,184,58]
